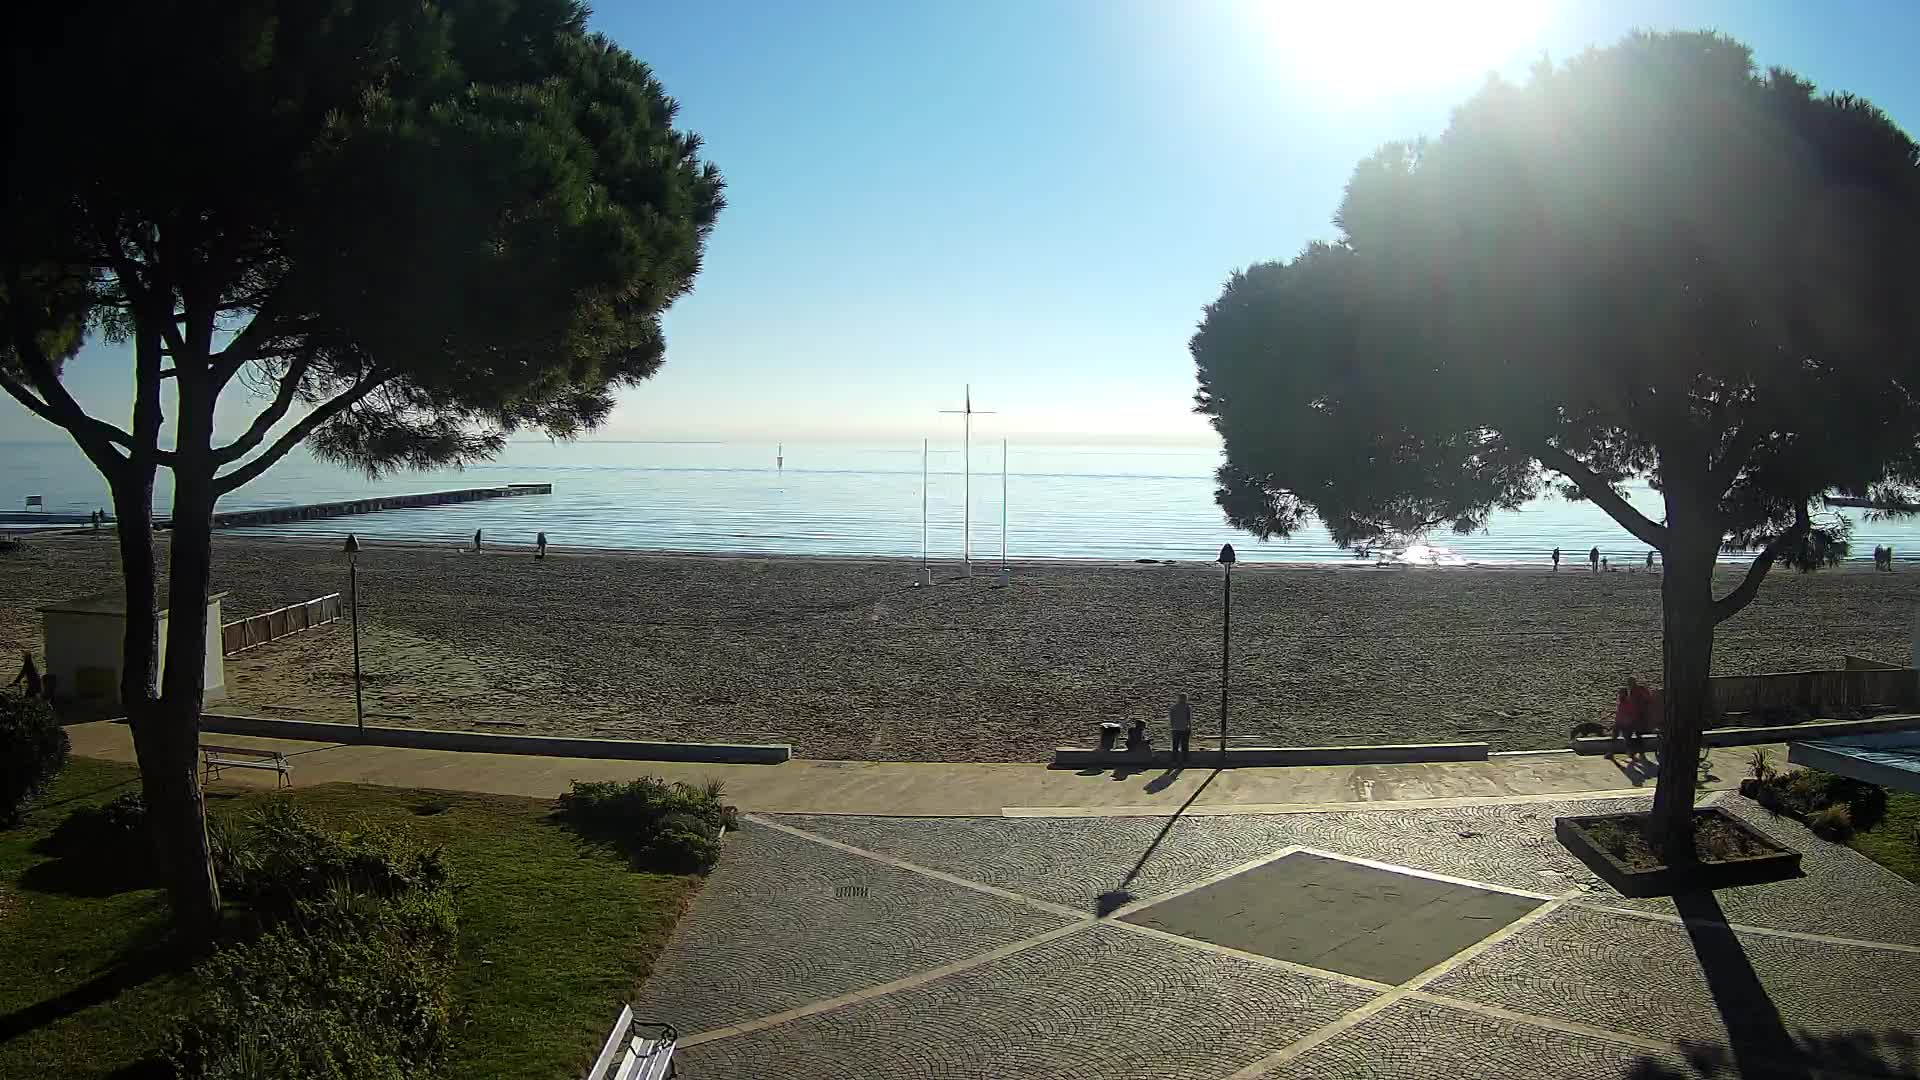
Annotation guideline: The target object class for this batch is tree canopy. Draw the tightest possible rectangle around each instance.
[2,0,723,483]
[0,0,723,935]
[1192,31,1920,855]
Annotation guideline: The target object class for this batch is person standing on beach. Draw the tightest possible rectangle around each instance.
[473,528,483,552]
[1589,546,1600,573]
[1646,550,1655,572]
[1551,547,1561,571]
[536,532,548,560]
[1169,693,1192,762]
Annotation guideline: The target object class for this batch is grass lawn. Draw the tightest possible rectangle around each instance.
[1849,788,1920,883]
[0,757,702,1079]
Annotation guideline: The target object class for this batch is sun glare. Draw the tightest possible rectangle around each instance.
[1255,0,1552,101]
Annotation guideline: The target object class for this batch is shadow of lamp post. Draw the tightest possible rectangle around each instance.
[344,533,364,731]
[1218,542,1235,765]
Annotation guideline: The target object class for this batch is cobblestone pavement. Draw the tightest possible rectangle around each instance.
[637,795,1920,1079]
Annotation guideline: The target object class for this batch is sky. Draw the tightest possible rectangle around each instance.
[6,0,1920,448]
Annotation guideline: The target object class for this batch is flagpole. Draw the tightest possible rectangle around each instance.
[963,386,972,578]
[919,438,931,586]
[940,385,994,583]
[997,439,1010,586]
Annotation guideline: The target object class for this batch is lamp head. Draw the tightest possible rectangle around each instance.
[344,533,360,556]
[1218,543,1237,565]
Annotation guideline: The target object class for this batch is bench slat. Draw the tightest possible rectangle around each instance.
[584,1004,632,1080]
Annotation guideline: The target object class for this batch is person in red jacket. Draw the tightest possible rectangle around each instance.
[1623,676,1653,757]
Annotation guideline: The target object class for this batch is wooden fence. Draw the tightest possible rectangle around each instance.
[221,593,343,656]
[1709,667,1919,717]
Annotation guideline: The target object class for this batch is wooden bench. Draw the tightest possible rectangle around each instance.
[200,744,293,789]
[584,1005,676,1080]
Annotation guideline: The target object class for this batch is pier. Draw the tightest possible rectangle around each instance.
[205,484,551,529]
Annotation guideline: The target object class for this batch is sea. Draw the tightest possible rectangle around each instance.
[4,438,1917,565]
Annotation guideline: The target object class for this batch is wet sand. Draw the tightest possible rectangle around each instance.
[4,534,1916,760]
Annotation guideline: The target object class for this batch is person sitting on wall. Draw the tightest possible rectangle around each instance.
[1124,717,1152,755]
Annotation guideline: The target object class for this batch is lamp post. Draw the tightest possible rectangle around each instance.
[1218,543,1236,764]
[344,533,364,731]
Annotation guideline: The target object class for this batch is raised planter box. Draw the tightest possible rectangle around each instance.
[1555,807,1801,898]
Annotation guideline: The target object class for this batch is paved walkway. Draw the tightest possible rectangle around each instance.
[645,799,1919,1079]
[67,720,1750,816]
[69,722,1919,1076]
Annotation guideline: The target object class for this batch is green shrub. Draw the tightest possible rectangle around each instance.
[0,691,67,825]
[640,826,723,874]
[171,810,459,1080]
[223,801,450,924]
[47,791,154,880]
[169,888,457,1080]
[1746,749,1776,784]
[555,776,736,873]
[1806,803,1855,842]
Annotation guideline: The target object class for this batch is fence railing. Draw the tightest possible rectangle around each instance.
[221,593,343,656]
[1709,667,1919,716]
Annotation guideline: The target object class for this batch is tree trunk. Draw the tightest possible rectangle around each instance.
[152,440,223,938]
[1649,535,1717,861]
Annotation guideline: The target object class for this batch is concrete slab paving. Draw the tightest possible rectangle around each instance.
[1426,904,1920,1054]
[1120,852,1545,984]
[679,922,1377,1080]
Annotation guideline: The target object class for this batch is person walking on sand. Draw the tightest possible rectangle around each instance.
[1551,547,1561,571]
[1168,693,1193,762]
[1589,546,1600,573]
[1646,550,1655,572]
[473,528,483,552]
[536,531,548,560]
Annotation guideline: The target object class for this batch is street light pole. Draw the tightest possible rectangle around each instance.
[344,533,364,731]
[1218,543,1236,764]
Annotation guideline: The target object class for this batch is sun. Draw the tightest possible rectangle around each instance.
[1254,0,1553,102]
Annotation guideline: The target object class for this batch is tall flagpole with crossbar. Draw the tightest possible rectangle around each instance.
[940,385,994,579]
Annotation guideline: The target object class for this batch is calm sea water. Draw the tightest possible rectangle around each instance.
[4,438,1916,565]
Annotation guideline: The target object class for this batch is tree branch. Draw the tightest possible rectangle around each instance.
[209,291,289,388]
[212,352,315,465]
[1708,421,1763,494]
[1529,441,1669,550]
[1712,501,1811,624]
[213,373,387,495]
[2,276,141,463]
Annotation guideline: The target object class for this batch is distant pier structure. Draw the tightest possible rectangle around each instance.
[199,484,552,530]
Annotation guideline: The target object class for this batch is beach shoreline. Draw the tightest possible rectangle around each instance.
[4,533,1914,762]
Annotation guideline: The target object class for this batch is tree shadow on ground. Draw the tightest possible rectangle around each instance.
[1628,1028,1919,1078]
[1621,893,1919,1079]
[0,938,189,1044]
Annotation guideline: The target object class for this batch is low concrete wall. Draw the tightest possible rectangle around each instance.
[1051,742,1488,769]
[1843,654,1904,671]
[1570,712,1920,755]
[198,713,789,764]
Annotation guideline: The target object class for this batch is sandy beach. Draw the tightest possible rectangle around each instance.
[4,533,1917,760]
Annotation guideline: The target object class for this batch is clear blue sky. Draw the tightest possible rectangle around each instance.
[7,0,1918,447]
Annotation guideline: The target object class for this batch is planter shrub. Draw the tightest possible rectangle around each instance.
[223,801,450,924]
[169,891,458,1080]
[171,807,458,1079]
[47,792,154,884]
[1742,759,1890,837]
[555,777,737,873]
[0,691,67,826]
